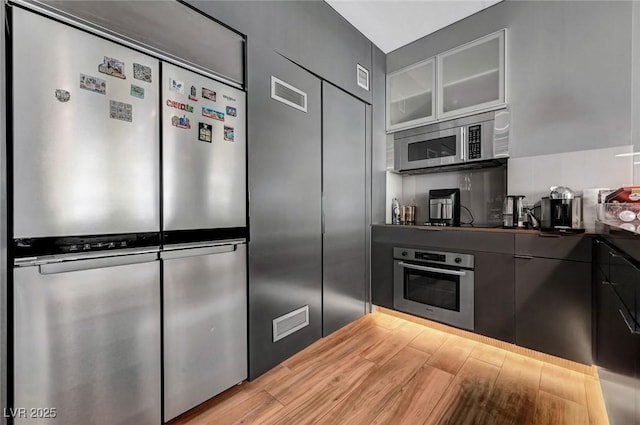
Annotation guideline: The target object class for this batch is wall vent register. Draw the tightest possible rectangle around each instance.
[273,305,310,342]
[357,64,370,91]
[271,76,308,112]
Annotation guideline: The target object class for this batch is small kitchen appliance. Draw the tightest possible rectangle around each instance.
[539,186,584,231]
[428,188,461,226]
[502,195,526,228]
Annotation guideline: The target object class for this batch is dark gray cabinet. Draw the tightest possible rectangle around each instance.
[595,238,640,425]
[474,252,515,343]
[322,82,367,336]
[247,45,323,380]
[514,235,592,364]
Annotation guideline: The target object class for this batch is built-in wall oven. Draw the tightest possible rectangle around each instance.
[393,247,474,330]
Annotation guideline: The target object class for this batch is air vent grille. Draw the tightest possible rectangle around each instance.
[357,64,369,91]
[273,305,309,342]
[271,76,307,112]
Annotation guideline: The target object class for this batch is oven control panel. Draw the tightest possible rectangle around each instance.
[394,247,474,269]
[466,124,482,160]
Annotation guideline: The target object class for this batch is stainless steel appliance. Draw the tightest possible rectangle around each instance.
[12,9,162,424]
[394,111,509,173]
[539,186,584,230]
[11,7,248,423]
[393,247,474,330]
[162,241,247,421]
[161,47,247,420]
[429,188,460,226]
[503,195,526,228]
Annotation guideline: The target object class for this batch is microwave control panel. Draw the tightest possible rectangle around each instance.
[467,124,482,160]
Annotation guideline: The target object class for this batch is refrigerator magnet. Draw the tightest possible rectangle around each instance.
[168,77,184,94]
[109,100,133,122]
[79,73,106,95]
[226,106,237,117]
[166,99,194,113]
[130,84,145,99]
[222,94,236,102]
[188,85,198,101]
[201,87,216,101]
[54,89,71,102]
[171,115,191,129]
[202,107,224,121]
[133,63,152,83]
[224,126,234,142]
[98,56,126,79]
[198,122,212,143]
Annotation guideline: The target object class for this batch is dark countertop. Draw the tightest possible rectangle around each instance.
[372,223,593,236]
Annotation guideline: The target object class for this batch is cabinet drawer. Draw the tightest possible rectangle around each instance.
[515,234,592,262]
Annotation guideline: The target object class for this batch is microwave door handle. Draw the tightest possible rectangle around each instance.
[459,127,466,161]
[398,261,467,276]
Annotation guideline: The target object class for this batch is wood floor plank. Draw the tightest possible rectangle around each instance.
[469,342,507,367]
[534,390,589,425]
[314,346,430,425]
[426,335,477,375]
[585,376,611,425]
[283,321,388,372]
[207,390,284,425]
[361,321,424,365]
[424,357,501,425]
[167,364,291,424]
[370,364,454,425]
[368,311,407,330]
[260,355,376,425]
[409,325,449,354]
[540,362,588,406]
[478,352,543,425]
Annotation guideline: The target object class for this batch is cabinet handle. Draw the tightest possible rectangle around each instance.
[514,255,533,260]
[601,280,617,286]
[619,309,640,335]
[538,233,560,238]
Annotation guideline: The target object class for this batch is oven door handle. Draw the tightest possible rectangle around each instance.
[398,261,467,276]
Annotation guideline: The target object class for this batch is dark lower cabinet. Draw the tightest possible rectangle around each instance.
[515,256,592,364]
[474,252,515,343]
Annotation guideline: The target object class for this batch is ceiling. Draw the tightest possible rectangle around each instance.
[325,0,502,54]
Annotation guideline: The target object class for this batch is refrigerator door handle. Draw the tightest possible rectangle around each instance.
[160,244,238,260]
[39,253,159,275]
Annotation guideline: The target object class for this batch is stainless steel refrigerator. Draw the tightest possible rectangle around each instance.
[160,63,247,421]
[11,7,161,425]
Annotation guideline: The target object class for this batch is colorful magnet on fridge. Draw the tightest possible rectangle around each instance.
[168,77,184,94]
[55,89,71,102]
[226,106,237,117]
[109,100,133,122]
[198,122,212,143]
[130,84,145,99]
[133,63,152,83]
[224,126,234,142]
[171,115,191,129]
[188,85,198,101]
[202,106,224,121]
[201,87,216,101]
[98,56,126,79]
[80,73,106,95]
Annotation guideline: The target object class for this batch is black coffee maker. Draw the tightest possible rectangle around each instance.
[428,188,460,226]
[539,186,584,230]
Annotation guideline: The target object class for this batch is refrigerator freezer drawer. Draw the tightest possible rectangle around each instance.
[162,62,246,231]
[12,9,160,238]
[13,255,161,425]
[163,243,247,421]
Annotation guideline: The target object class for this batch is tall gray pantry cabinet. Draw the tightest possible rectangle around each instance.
[247,44,367,379]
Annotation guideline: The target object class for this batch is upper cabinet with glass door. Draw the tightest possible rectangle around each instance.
[438,30,506,120]
[386,58,436,132]
[386,30,506,133]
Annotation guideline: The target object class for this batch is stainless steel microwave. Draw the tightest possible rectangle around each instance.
[394,110,509,172]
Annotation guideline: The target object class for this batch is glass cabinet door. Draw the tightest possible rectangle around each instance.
[438,30,505,120]
[386,58,436,131]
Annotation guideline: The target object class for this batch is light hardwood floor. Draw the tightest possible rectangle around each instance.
[169,310,609,425]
